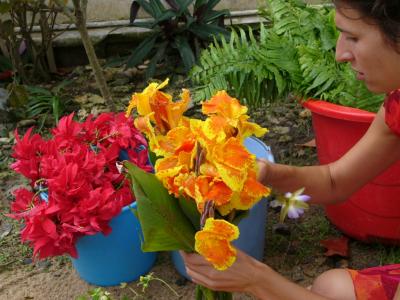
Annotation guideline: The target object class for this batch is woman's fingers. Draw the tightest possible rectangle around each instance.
[256,158,270,184]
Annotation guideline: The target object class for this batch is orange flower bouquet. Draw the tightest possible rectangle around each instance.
[124,79,308,299]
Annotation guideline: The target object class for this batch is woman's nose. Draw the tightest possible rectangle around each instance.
[335,34,354,63]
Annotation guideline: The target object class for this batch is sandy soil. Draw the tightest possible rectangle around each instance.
[0,252,255,300]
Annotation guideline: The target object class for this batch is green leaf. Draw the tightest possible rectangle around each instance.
[52,96,60,123]
[134,0,157,17]
[125,162,196,252]
[7,84,29,108]
[189,23,229,40]
[126,34,158,68]
[206,0,221,10]
[178,195,201,231]
[145,41,167,79]
[0,3,11,14]
[174,36,195,72]
[156,9,177,23]
[0,20,13,39]
[175,0,194,14]
[202,9,229,23]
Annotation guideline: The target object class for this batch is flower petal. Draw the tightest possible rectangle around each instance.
[195,218,239,270]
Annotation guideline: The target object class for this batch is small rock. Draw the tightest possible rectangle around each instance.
[314,256,327,266]
[268,117,280,125]
[77,108,89,119]
[0,88,9,110]
[291,266,304,282]
[111,77,130,86]
[35,260,51,270]
[111,85,131,94]
[278,135,293,143]
[137,64,148,70]
[122,67,138,78]
[0,137,10,144]
[17,119,36,127]
[272,223,291,236]
[273,126,290,135]
[302,265,317,278]
[74,94,105,105]
[53,270,62,277]
[299,109,312,118]
[22,258,33,265]
[335,258,349,269]
[90,107,109,116]
[0,222,12,239]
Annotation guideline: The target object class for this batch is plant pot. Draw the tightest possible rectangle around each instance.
[171,136,274,279]
[303,99,400,244]
[71,201,157,286]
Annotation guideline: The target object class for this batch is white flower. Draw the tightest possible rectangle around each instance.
[271,188,310,222]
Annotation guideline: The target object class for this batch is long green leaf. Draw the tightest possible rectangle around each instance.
[174,36,196,72]
[126,34,158,68]
[145,41,167,79]
[125,162,195,252]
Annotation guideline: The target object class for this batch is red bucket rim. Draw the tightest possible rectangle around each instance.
[302,99,376,123]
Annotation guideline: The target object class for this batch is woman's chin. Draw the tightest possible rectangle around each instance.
[365,82,391,94]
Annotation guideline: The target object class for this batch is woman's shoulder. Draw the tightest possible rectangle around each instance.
[384,89,400,136]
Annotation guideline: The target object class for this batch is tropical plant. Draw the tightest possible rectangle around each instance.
[125,79,309,299]
[190,0,384,112]
[25,80,72,127]
[5,80,72,130]
[0,0,60,83]
[127,0,230,78]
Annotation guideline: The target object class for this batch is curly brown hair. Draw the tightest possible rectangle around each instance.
[333,0,400,48]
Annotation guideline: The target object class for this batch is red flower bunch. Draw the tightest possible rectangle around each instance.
[9,112,152,259]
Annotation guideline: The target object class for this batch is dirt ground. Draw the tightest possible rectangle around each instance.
[0,72,397,300]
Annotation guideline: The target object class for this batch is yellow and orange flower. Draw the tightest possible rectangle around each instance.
[128,80,272,270]
[195,218,239,270]
[126,78,190,135]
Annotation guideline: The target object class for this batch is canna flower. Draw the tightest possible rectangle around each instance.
[127,81,287,272]
[126,78,190,134]
[195,218,239,270]
[270,188,310,223]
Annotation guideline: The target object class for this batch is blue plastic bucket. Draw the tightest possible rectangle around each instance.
[71,202,157,286]
[171,136,274,279]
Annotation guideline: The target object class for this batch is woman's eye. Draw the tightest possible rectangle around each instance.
[346,36,358,42]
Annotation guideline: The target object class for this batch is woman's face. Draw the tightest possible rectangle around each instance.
[335,8,400,93]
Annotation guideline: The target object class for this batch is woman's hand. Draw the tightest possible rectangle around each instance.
[257,158,271,186]
[181,249,262,294]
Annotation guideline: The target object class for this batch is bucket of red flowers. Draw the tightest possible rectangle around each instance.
[8,112,157,286]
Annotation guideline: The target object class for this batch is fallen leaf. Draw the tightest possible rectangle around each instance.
[320,236,349,257]
[0,222,12,240]
[296,138,316,148]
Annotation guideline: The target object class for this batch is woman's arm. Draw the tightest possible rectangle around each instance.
[182,250,330,300]
[259,106,400,205]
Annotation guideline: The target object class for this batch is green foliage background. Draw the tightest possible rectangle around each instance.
[190,0,384,112]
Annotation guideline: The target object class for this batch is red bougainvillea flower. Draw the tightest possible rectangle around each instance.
[195,218,239,270]
[9,112,150,259]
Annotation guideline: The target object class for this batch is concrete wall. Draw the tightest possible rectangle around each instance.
[60,0,261,23]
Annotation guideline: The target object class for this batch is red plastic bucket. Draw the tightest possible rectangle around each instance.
[303,100,400,244]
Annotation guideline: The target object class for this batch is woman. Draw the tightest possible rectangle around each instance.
[182,1,400,299]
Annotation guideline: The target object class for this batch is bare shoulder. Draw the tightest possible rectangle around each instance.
[394,284,400,300]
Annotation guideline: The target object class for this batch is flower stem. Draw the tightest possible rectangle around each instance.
[153,278,180,297]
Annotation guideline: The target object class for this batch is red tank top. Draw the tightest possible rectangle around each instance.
[384,89,400,136]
